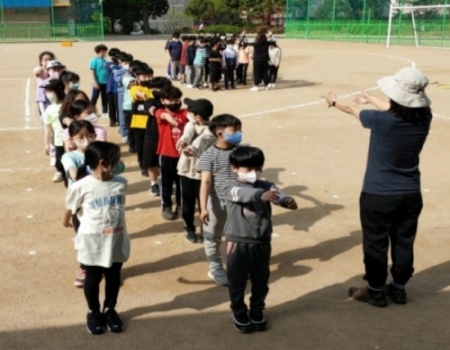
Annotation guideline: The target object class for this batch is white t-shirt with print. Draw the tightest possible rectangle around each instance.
[66,175,130,268]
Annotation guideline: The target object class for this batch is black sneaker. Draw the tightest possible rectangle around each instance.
[348,286,387,308]
[104,308,124,333]
[129,146,137,153]
[385,284,407,304]
[184,230,198,243]
[150,183,160,196]
[162,207,176,221]
[249,310,267,332]
[86,311,104,335]
[141,169,149,177]
[231,313,253,334]
[197,234,204,243]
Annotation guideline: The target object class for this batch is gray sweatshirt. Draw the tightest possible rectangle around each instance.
[222,179,289,244]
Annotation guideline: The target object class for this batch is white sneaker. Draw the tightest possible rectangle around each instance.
[50,156,56,166]
[186,84,193,89]
[203,82,208,88]
[250,86,259,92]
[272,83,276,88]
[207,269,228,286]
[102,113,109,119]
[121,136,128,144]
[51,172,63,183]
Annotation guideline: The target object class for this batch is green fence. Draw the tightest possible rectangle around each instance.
[0,23,103,42]
[285,0,450,47]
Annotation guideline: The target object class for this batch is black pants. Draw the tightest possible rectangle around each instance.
[253,59,269,86]
[84,262,123,312]
[268,66,279,84]
[180,176,201,231]
[107,92,118,124]
[359,192,423,288]
[124,110,135,148]
[236,63,248,84]
[55,145,67,186]
[133,128,146,168]
[226,241,271,317]
[224,66,236,88]
[160,155,181,209]
[91,83,107,114]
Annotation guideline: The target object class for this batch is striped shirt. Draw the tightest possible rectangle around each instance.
[197,146,237,199]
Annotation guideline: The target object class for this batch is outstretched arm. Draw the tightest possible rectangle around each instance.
[322,91,362,120]
[353,91,390,111]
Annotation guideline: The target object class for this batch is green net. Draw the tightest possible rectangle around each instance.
[285,0,450,47]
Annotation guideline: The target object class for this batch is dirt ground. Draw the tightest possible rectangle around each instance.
[1,38,450,350]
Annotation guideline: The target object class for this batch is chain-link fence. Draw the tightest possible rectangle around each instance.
[285,0,450,47]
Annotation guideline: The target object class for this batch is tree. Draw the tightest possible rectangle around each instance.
[241,0,285,27]
[130,0,170,34]
[184,0,230,25]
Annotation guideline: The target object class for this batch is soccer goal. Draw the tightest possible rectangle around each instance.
[387,3,450,48]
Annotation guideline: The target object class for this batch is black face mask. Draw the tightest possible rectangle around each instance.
[165,102,182,112]
[140,80,152,88]
[152,90,161,99]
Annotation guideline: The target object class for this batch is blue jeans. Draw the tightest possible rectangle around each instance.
[117,91,127,137]
[91,83,107,114]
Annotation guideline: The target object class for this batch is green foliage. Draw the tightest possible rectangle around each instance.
[185,0,233,25]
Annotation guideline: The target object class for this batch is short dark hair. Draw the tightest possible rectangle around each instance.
[61,71,80,83]
[69,99,92,118]
[94,44,108,53]
[148,77,172,89]
[229,146,265,168]
[181,35,189,41]
[68,119,95,137]
[134,63,154,76]
[38,51,55,64]
[160,85,182,99]
[189,35,197,41]
[388,100,432,124]
[173,32,181,38]
[108,47,121,57]
[77,141,121,180]
[208,114,242,136]
[117,52,132,63]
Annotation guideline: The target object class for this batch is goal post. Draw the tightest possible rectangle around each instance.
[387,3,450,48]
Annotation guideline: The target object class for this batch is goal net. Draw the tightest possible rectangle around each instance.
[387,3,450,48]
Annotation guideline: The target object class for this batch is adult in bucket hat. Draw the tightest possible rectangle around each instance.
[322,67,432,308]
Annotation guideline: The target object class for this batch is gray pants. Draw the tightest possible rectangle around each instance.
[185,65,194,85]
[193,65,203,88]
[202,196,227,272]
[170,60,181,79]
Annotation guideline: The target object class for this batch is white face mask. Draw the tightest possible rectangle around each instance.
[74,138,89,150]
[187,112,196,123]
[238,170,259,184]
[123,64,129,70]
[84,113,98,124]
[45,93,57,103]
[49,71,60,79]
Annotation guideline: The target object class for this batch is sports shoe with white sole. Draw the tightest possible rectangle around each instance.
[207,269,228,286]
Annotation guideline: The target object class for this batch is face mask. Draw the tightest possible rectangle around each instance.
[152,90,161,99]
[165,102,182,113]
[45,93,56,103]
[69,82,79,90]
[74,138,89,150]
[238,170,259,184]
[140,80,152,88]
[84,113,98,124]
[187,113,196,123]
[123,64,129,70]
[224,131,242,145]
[49,71,60,79]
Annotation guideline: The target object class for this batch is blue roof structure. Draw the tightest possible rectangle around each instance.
[3,0,52,8]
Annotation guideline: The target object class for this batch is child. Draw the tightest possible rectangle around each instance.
[208,39,222,91]
[143,77,172,196]
[165,32,182,80]
[192,38,209,89]
[185,36,197,88]
[62,100,107,152]
[155,86,188,220]
[46,60,66,81]
[62,120,97,287]
[129,64,154,176]
[268,42,282,89]
[43,79,66,183]
[34,51,55,118]
[63,141,130,335]
[90,44,109,117]
[180,35,189,84]
[223,146,297,333]
[114,52,133,141]
[222,39,238,90]
[60,72,80,92]
[236,43,250,85]
[106,48,121,126]
[177,98,215,243]
[197,114,242,286]
[122,59,141,149]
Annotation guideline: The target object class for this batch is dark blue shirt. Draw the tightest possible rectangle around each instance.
[360,110,431,195]
[106,61,120,93]
[167,40,182,60]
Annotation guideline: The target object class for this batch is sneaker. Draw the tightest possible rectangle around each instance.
[109,121,117,127]
[249,86,259,92]
[197,234,204,243]
[51,172,63,183]
[121,136,128,144]
[184,230,198,243]
[272,83,276,88]
[186,84,193,89]
[231,313,253,334]
[50,156,56,166]
[162,207,177,221]
[150,183,160,196]
[385,284,407,304]
[141,169,149,177]
[74,269,85,288]
[203,82,208,88]
[207,269,228,286]
[102,113,109,119]
[348,286,387,308]
[129,146,137,153]
[249,310,267,332]
[104,308,124,333]
[86,311,104,335]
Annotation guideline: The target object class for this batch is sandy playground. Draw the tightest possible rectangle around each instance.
[1,37,450,350]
